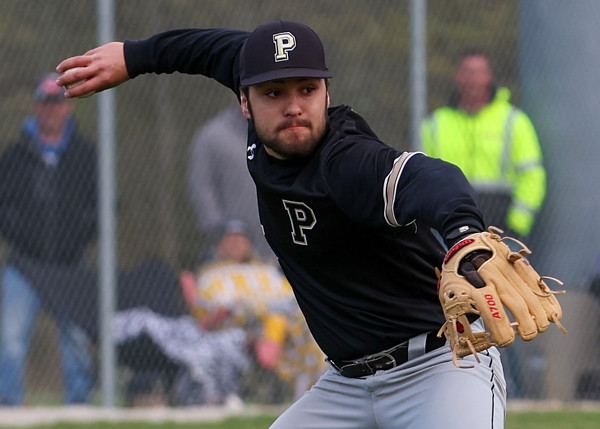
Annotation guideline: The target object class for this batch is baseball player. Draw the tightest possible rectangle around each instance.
[57,21,507,428]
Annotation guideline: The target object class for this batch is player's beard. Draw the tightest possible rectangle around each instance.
[249,106,329,160]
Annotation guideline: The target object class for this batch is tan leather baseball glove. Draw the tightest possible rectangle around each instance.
[436,227,567,368]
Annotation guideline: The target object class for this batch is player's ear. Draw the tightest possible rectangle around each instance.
[326,91,330,108]
[240,91,251,119]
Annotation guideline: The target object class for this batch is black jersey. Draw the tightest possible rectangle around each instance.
[124,28,485,361]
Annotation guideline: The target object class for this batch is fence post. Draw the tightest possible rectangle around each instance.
[96,0,117,408]
[409,0,427,152]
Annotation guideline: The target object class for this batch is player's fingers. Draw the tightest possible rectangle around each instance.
[56,42,129,98]
[61,74,98,99]
[56,55,93,75]
[56,57,98,98]
[56,64,92,85]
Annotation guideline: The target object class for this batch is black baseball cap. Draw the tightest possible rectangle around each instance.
[239,20,333,86]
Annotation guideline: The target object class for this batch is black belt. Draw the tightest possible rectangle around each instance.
[327,331,447,379]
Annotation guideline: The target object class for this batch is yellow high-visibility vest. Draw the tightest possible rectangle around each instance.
[421,87,546,236]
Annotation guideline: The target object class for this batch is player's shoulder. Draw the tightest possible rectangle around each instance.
[328,104,379,139]
[323,104,387,157]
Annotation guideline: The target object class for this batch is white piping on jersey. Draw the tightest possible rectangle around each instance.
[383,151,424,227]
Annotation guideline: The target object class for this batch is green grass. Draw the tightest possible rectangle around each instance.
[506,411,600,429]
[0,416,278,429]
[1,411,599,428]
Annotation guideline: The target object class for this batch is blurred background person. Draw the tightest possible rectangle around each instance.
[188,104,274,261]
[180,219,326,405]
[0,73,98,405]
[421,48,546,240]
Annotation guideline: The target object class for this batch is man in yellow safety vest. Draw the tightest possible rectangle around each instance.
[421,49,546,238]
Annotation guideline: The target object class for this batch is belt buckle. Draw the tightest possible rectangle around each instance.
[328,346,402,378]
[366,351,397,372]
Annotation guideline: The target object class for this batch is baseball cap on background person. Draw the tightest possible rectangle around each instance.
[239,20,333,86]
[33,72,66,103]
[220,218,251,238]
[199,219,254,263]
[215,219,256,263]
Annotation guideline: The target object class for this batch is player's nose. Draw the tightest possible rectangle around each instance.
[284,93,303,116]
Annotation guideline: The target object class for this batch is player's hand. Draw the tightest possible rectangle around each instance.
[56,42,129,98]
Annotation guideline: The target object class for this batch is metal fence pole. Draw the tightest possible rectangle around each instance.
[96,0,117,407]
[409,0,427,152]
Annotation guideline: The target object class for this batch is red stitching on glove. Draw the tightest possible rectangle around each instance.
[444,239,475,264]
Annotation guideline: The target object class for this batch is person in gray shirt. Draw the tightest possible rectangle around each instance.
[188,104,274,261]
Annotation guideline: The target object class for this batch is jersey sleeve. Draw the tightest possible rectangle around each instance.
[123,28,249,93]
[323,140,484,245]
[390,153,485,243]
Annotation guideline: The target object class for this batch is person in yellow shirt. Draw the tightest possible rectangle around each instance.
[180,219,326,403]
[421,48,546,238]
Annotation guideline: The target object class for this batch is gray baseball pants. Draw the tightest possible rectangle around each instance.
[270,331,506,428]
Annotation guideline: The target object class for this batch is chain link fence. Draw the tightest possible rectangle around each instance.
[0,0,598,407]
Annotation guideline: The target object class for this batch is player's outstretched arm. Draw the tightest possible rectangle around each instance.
[56,42,129,98]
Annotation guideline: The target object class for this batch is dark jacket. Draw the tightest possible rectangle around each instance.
[0,116,98,265]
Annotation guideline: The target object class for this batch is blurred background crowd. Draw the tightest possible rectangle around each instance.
[0,0,599,407]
